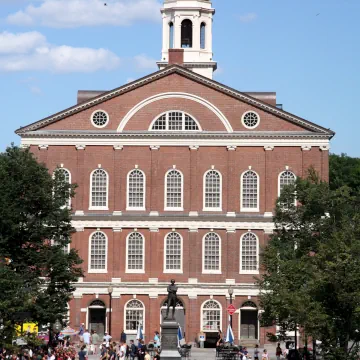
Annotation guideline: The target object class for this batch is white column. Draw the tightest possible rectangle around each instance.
[193,14,201,50]
[174,15,181,48]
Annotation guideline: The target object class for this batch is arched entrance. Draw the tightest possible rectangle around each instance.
[88,300,106,336]
[239,301,258,341]
[160,298,185,334]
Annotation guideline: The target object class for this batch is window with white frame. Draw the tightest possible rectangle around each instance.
[53,168,71,208]
[279,171,296,196]
[151,111,200,131]
[90,169,108,209]
[89,231,107,272]
[165,169,183,210]
[202,300,221,331]
[240,232,258,273]
[204,170,222,210]
[125,300,144,332]
[126,232,144,272]
[127,169,145,209]
[241,170,259,211]
[203,232,221,273]
[164,232,182,272]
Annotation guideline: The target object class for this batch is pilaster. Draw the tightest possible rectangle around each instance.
[226,146,237,216]
[150,146,160,216]
[113,145,123,214]
[189,145,199,216]
[75,144,86,215]
[188,228,198,278]
[264,145,274,216]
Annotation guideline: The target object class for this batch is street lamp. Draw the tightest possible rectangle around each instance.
[108,286,113,335]
[228,286,234,328]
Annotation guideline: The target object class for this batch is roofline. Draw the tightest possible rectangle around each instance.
[15,65,335,137]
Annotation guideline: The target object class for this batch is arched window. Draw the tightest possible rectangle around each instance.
[181,19,193,48]
[278,171,296,197]
[241,170,259,211]
[125,300,144,333]
[126,232,145,273]
[150,111,200,131]
[89,231,107,273]
[164,232,183,273]
[200,22,206,49]
[127,169,145,210]
[241,301,257,309]
[90,169,108,209]
[53,167,71,208]
[201,300,221,332]
[203,232,221,273]
[165,169,183,210]
[204,170,222,210]
[169,22,174,49]
[240,232,259,274]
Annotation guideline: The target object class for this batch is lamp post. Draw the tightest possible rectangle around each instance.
[228,285,234,329]
[108,286,113,335]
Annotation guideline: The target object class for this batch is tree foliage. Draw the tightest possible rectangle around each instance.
[259,169,360,360]
[329,153,360,192]
[0,146,83,344]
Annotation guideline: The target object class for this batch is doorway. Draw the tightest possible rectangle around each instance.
[239,301,258,340]
[88,300,106,336]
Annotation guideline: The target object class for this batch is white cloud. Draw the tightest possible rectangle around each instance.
[133,54,157,71]
[0,31,121,73]
[0,31,45,54]
[7,0,162,28]
[238,13,257,23]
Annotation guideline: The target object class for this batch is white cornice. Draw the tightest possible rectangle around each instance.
[21,137,330,148]
[72,220,275,231]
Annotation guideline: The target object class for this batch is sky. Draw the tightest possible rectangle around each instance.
[0,0,359,156]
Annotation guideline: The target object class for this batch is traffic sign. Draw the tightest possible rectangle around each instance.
[227,304,236,315]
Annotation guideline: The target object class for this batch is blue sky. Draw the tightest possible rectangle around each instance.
[0,0,359,156]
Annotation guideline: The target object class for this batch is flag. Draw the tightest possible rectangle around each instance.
[137,324,143,341]
[177,325,183,347]
[225,324,234,344]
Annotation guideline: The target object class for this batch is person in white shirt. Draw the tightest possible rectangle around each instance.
[82,329,91,346]
[119,341,126,360]
[103,332,112,345]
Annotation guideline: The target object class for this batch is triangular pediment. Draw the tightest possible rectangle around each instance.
[15,65,334,137]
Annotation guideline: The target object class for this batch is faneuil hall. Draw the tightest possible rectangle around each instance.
[16,0,333,348]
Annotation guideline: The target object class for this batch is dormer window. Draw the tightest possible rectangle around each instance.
[181,19,193,48]
[150,111,200,131]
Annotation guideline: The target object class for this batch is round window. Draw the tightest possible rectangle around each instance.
[91,110,109,128]
[242,111,260,129]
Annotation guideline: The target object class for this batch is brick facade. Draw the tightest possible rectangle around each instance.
[18,65,332,346]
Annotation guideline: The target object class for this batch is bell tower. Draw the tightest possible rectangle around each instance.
[157,0,217,79]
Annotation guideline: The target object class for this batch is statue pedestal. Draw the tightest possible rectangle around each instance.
[161,320,181,360]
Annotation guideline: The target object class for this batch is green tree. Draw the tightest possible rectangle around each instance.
[259,170,360,360]
[329,153,360,191]
[0,146,83,345]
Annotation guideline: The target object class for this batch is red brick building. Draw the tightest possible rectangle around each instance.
[16,0,333,347]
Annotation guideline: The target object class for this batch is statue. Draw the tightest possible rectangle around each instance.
[165,279,178,320]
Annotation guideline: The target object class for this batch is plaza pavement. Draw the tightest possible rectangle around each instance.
[88,345,279,360]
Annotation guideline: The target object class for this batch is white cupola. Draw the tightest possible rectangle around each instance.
[157,0,217,79]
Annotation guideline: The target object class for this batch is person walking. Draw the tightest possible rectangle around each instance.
[119,341,126,360]
[254,344,260,360]
[153,331,161,349]
[79,323,85,343]
[120,330,127,344]
[91,330,100,355]
[129,340,137,360]
[276,343,282,360]
[78,346,87,360]
[261,349,269,360]
[82,329,91,348]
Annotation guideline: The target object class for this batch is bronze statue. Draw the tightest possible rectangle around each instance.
[165,279,178,320]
